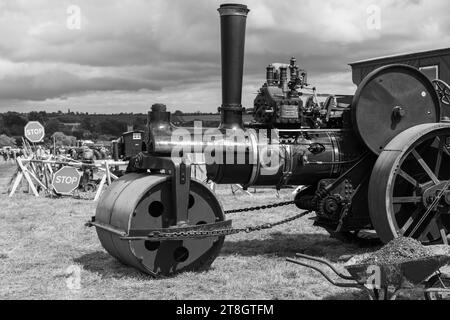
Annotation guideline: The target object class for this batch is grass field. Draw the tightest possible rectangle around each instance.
[0,163,428,300]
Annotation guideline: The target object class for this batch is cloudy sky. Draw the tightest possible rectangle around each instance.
[0,0,449,114]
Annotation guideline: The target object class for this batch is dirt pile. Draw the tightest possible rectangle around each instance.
[348,237,434,266]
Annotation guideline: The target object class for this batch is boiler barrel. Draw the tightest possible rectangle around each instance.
[207,130,362,187]
[146,115,362,187]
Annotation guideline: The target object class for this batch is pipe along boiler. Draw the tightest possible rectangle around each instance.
[89,4,450,276]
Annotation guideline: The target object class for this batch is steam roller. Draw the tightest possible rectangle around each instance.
[89,3,450,276]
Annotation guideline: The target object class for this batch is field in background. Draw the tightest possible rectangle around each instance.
[0,162,15,194]
[0,163,426,300]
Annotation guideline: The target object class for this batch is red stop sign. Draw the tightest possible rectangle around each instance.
[24,121,45,143]
[52,166,81,195]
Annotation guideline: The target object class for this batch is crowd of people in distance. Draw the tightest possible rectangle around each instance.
[0,148,24,163]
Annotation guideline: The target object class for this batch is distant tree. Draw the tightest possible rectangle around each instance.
[96,120,127,136]
[51,132,77,147]
[0,134,17,147]
[174,110,183,116]
[80,116,93,131]
[28,111,48,123]
[132,117,147,131]
[57,115,78,123]
[61,127,74,136]
[2,112,27,136]
[0,116,8,135]
[46,118,62,136]
[72,130,84,140]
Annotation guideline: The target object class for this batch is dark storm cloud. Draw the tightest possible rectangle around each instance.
[0,70,162,101]
[0,0,220,67]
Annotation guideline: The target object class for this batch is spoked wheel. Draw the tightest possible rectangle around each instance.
[369,123,450,244]
[425,274,450,300]
[95,173,225,276]
[433,79,450,106]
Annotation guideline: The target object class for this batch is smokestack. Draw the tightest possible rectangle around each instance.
[266,64,275,85]
[218,3,249,129]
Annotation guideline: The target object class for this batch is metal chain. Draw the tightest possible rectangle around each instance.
[145,210,312,240]
[224,200,297,214]
[241,210,311,233]
[97,199,309,241]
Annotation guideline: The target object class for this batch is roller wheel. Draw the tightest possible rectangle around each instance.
[95,173,225,276]
[369,123,450,244]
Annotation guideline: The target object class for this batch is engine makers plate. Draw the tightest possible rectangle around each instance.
[280,105,299,119]
[351,64,441,155]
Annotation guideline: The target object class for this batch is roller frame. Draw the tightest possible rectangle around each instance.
[133,155,192,225]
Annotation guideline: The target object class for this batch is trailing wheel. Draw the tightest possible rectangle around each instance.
[369,123,450,244]
[94,173,225,276]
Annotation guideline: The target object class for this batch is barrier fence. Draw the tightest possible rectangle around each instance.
[8,156,128,201]
[5,153,266,201]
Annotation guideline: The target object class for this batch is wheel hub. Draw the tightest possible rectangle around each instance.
[422,181,450,207]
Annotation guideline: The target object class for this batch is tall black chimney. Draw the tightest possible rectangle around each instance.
[218,3,249,129]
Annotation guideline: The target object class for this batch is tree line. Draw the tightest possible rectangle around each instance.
[0,111,148,144]
[0,110,225,147]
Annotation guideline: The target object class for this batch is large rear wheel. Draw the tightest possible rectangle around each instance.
[369,123,450,244]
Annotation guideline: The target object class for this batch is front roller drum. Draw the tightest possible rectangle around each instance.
[369,123,450,244]
[95,173,225,276]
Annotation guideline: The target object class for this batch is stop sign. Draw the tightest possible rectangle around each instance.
[52,166,81,195]
[24,121,45,143]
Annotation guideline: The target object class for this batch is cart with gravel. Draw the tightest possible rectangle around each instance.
[287,238,450,300]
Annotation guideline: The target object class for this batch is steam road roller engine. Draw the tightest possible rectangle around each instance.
[88,3,450,276]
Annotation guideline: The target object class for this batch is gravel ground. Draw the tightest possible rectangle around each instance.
[347,237,440,266]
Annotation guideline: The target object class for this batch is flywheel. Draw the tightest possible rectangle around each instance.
[369,123,450,244]
[94,173,225,276]
[352,64,441,155]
